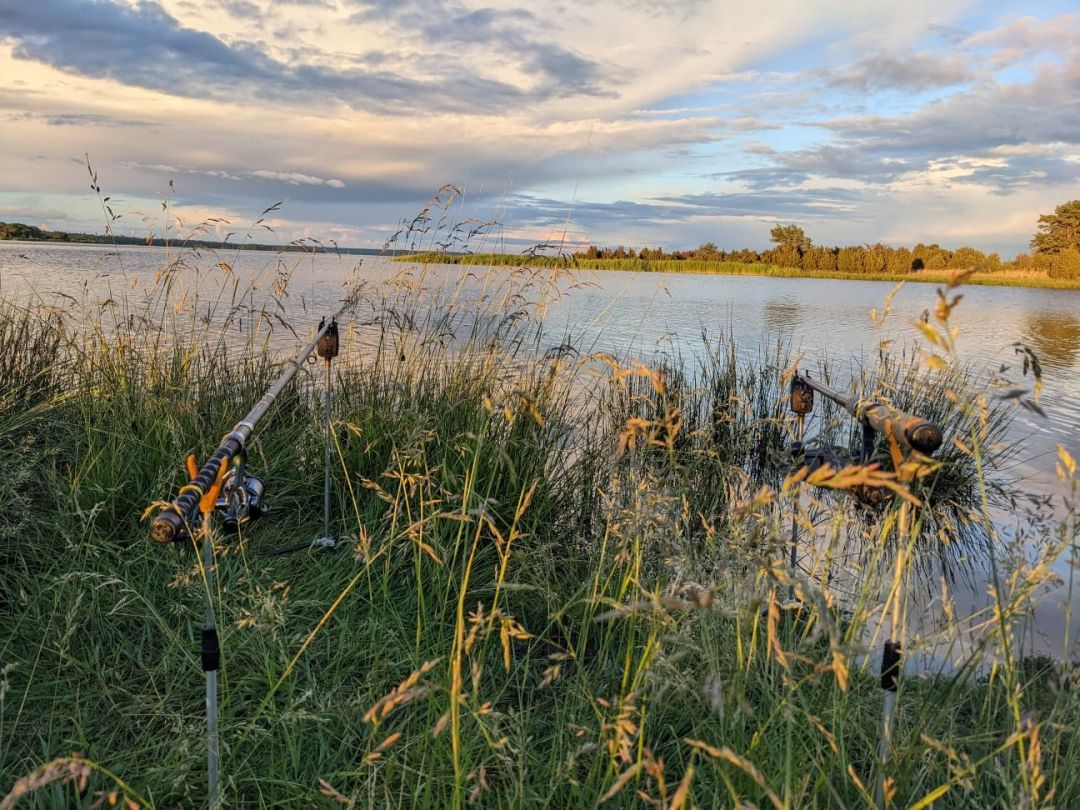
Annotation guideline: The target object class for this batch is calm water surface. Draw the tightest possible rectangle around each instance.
[3,242,1078,663]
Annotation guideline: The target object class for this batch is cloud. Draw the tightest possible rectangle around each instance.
[0,0,617,117]
[651,188,865,219]
[730,16,1080,207]
[0,203,72,223]
[217,0,261,16]
[3,111,154,127]
[504,187,866,235]
[802,59,1080,198]
[721,145,907,189]
[119,161,347,190]
[346,0,610,96]
[0,0,552,114]
[249,170,346,188]
[825,51,973,92]
[966,13,1080,67]
[820,62,1080,157]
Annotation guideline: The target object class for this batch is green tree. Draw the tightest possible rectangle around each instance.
[802,246,838,272]
[1031,201,1080,254]
[864,243,889,274]
[885,246,913,274]
[769,223,811,252]
[975,252,1001,272]
[837,246,865,274]
[0,221,46,240]
[765,246,801,268]
[695,242,720,259]
[913,243,950,269]
[948,246,986,269]
[1049,247,1080,280]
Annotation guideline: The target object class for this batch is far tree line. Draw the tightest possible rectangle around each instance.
[574,201,1080,280]
[0,221,395,255]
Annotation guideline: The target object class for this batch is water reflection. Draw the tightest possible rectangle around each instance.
[762,296,800,332]
[1021,311,1080,371]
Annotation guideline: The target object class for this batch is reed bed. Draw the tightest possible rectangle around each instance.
[401,253,1080,291]
[0,244,1077,810]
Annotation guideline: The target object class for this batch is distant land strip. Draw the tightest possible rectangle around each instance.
[0,221,409,256]
[397,252,1080,291]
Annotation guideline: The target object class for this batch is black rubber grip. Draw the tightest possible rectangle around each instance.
[202,627,221,672]
[880,640,901,692]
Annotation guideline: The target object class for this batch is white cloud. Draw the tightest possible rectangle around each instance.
[249,170,346,188]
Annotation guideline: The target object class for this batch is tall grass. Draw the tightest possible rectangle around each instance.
[1,240,1077,809]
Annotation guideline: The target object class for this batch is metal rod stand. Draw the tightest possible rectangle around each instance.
[200,530,221,809]
[875,639,901,809]
[313,317,338,549]
[322,358,332,543]
[788,509,798,603]
[788,414,805,604]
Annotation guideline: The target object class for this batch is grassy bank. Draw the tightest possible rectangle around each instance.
[398,252,1080,291]
[1,258,1077,808]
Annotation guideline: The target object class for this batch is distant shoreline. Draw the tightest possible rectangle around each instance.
[0,237,406,257]
[397,252,1080,291]
[0,221,406,256]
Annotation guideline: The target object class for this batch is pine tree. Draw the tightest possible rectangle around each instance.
[1031,201,1080,254]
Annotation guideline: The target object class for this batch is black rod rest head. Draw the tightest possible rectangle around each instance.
[789,374,814,415]
[317,317,339,360]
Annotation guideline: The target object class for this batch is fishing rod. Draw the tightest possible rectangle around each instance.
[792,373,942,456]
[786,372,943,810]
[150,306,347,544]
[149,304,349,808]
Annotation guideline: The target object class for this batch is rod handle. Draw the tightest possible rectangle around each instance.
[150,438,241,543]
[860,403,943,455]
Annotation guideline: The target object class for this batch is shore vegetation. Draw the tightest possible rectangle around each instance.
[0,183,1077,807]
[397,200,1080,290]
[1,230,1077,809]
[398,252,1080,290]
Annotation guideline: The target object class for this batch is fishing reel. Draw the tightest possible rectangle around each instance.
[215,468,268,533]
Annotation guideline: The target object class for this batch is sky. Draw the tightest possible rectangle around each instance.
[0,0,1077,255]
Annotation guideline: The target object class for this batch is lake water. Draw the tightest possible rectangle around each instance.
[3,242,1078,664]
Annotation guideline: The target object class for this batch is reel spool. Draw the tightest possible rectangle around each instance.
[216,469,268,533]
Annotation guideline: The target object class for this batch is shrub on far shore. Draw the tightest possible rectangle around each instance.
[1048,246,1080,280]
